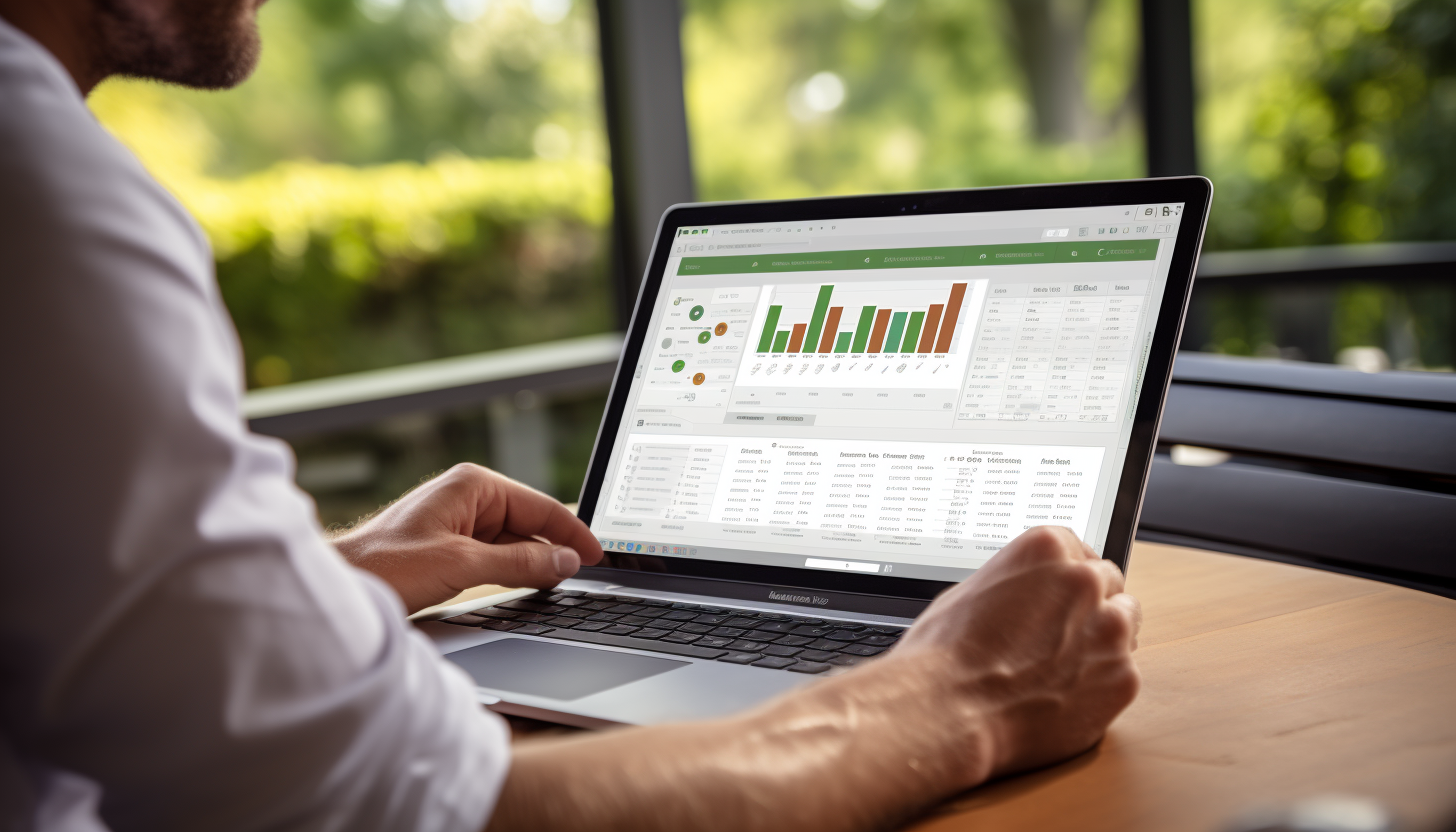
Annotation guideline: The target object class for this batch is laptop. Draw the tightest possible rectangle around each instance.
[422,177,1213,728]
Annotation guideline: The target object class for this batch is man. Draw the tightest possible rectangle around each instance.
[0,0,1142,829]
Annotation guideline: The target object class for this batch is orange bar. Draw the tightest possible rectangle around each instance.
[867,309,893,352]
[788,323,808,352]
[934,283,968,353]
[917,305,944,352]
[817,307,844,352]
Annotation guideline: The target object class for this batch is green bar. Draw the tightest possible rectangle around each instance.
[771,330,791,352]
[756,305,782,352]
[850,306,877,353]
[677,240,1161,276]
[901,311,925,353]
[801,285,834,353]
[834,332,852,352]
[883,311,908,353]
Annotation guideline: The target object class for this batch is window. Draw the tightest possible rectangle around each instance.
[681,0,1143,200]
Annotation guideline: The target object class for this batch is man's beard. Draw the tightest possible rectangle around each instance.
[93,0,263,90]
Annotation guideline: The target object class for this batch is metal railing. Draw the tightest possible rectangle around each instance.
[246,332,624,438]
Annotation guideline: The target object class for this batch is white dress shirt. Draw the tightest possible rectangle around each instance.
[0,16,509,832]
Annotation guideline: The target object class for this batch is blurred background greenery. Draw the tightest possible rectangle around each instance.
[87,0,1455,521]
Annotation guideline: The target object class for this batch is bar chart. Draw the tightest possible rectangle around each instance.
[754,281,974,356]
[737,278,988,391]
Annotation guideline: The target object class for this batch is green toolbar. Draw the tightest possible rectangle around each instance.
[677,239,1160,276]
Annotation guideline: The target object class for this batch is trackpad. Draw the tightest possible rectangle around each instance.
[447,638,687,701]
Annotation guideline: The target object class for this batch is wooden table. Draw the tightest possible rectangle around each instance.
[480,541,1456,830]
[910,542,1456,832]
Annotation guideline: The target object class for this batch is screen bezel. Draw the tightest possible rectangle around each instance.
[576,177,1212,602]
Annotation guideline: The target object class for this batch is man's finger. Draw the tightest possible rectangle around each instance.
[469,538,583,589]
[1089,557,1126,598]
[476,473,604,567]
[1106,592,1143,650]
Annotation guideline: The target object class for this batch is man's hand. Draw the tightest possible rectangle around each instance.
[488,525,1140,832]
[894,524,1142,781]
[331,464,603,614]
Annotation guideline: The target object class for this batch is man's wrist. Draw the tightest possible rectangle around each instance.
[749,651,1000,804]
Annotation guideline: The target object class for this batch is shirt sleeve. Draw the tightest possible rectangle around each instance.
[0,20,510,832]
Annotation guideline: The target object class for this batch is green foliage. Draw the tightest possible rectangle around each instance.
[682,0,1143,200]
[89,0,613,388]
[1201,0,1456,249]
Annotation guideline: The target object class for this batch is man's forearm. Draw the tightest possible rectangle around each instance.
[486,655,992,832]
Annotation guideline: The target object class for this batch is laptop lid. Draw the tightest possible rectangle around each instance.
[576,177,1212,616]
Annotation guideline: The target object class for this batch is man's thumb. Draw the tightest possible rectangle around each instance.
[477,539,581,589]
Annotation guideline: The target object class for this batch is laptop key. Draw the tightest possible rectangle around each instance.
[693,614,730,625]
[755,613,791,621]
[601,624,640,636]
[639,599,673,607]
[773,635,814,647]
[709,626,747,638]
[724,617,760,629]
[556,590,586,597]
[555,608,592,619]
[717,651,762,665]
[806,639,845,652]
[840,644,888,657]
[861,635,897,647]
[606,604,646,614]
[727,639,764,652]
[632,628,671,639]
[617,615,653,626]
[752,621,797,634]
[797,649,838,662]
[476,608,523,620]
[515,613,551,623]
[511,623,555,635]
[661,610,699,621]
[827,623,866,631]
[553,597,592,607]
[634,608,669,619]
[760,645,802,658]
[696,636,734,649]
[546,616,581,627]
[866,626,903,635]
[825,631,864,642]
[737,631,777,642]
[540,629,728,659]
[828,654,867,667]
[790,625,832,637]
[584,593,616,600]
[677,623,714,634]
[587,612,624,622]
[498,600,550,611]
[750,656,797,670]
[573,621,612,632]
[481,619,524,632]
[663,632,703,644]
[788,661,831,674]
[443,613,490,626]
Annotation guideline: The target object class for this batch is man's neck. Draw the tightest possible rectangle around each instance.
[0,1,105,94]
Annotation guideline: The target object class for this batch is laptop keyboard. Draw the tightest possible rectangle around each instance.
[440,589,906,675]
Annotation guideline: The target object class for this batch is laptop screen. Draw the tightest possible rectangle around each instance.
[590,202,1186,583]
